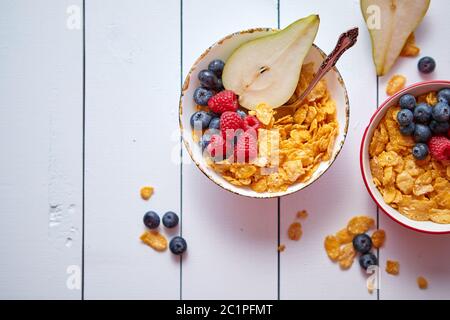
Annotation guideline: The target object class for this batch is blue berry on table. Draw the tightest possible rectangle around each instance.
[198,69,221,89]
[413,103,432,124]
[437,88,450,104]
[352,234,372,254]
[412,143,429,160]
[208,117,220,130]
[169,236,187,255]
[400,122,415,136]
[208,59,225,77]
[399,94,416,111]
[414,124,432,143]
[359,253,378,270]
[190,111,212,129]
[193,87,214,106]
[432,101,450,122]
[143,211,160,229]
[418,56,436,74]
[237,110,247,119]
[162,211,179,228]
[396,109,414,126]
[429,120,450,135]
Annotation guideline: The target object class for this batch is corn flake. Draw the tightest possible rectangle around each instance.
[140,231,167,252]
[386,75,406,96]
[371,229,386,248]
[347,216,375,235]
[386,260,399,275]
[324,235,341,261]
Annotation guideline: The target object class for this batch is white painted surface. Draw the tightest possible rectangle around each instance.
[0,0,449,299]
[0,0,83,299]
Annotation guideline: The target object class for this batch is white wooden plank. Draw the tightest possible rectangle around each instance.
[182,0,278,299]
[84,0,181,299]
[0,0,83,299]
[279,0,378,299]
[378,0,450,300]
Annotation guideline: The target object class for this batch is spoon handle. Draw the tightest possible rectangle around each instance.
[294,27,359,104]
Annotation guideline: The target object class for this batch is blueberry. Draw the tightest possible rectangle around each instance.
[199,130,218,150]
[397,109,414,126]
[198,69,221,89]
[190,111,212,130]
[169,236,187,255]
[414,124,432,143]
[432,102,450,122]
[414,103,432,123]
[162,211,179,228]
[430,120,450,134]
[352,234,372,254]
[209,117,220,130]
[216,79,224,91]
[418,56,436,74]
[359,253,378,270]
[437,88,450,104]
[237,110,247,119]
[400,123,415,136]
[193,87,214,106]
[143,211,160,229]
[399,94,416,111]
[208,59,225,77]
[412,143,429,160]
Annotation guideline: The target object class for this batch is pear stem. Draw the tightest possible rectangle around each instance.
[286,27,359,109]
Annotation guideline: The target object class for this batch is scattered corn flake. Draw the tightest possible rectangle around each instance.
[347,216,375,235]
[140,186,154,200]
[140,231,167,252]
[288,222,302,241]
[296,210,308,219]
[385,260,399,275]
[371,229,386,249]
[400,33,420,57]
[335,228,353,244]
[255,103,274,126]
[324,235,341,261]
[417,276,428,289]
[278,244,286,252]
[338,243,356,270]
[386,75,406,96]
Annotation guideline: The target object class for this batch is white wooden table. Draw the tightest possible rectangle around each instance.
[1,0,449,300]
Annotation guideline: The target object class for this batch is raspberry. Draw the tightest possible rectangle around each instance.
[206,134,231,160]
[428,136,450,161]
[207,90,238,114]
[243,115,260,135]
[234,132,258,163]
[220,111,244,139]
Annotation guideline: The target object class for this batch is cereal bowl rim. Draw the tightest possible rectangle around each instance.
[360,80,450,234]
[179,28,350,199]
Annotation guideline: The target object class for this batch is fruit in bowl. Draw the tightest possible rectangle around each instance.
[180,15,350,198]
[361,81,450,234]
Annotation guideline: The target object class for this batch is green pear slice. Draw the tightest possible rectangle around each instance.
[361,0,430,76]
[222,15,320,110]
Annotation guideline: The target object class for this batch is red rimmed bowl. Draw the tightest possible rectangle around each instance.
[360,80,450,234]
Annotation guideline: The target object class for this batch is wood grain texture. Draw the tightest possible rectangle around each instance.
[0,0,83,299]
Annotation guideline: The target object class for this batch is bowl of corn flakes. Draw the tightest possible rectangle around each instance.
[361,80,450,233]
[180,29,350,198]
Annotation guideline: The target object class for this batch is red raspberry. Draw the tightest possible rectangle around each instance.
[208,90,238,114]
[428,136,450,161]
[220,111,244,139]
[206,134,231,160]
[234,132,258,163]
[243,115,260,135]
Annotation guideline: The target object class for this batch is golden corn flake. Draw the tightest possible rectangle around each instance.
[386,75,406,96]
[400,33,420,57]
[324,235,341,261]
[278,244,286,252]
[369,98,450,224]
[255,103,274,126]
[296,210,308,219]
[417,276,428,289]
[371,229,386,248]
[140,186,154,200]
[347,216,375,235]
[335,228,353,244]
[386,260,399,275]
[338,243,356,270]
[140,231,167,252]
[288,222,302,241]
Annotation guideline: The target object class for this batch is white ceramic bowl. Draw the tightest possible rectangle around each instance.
[180,28,350,198]
[360,80,450,234]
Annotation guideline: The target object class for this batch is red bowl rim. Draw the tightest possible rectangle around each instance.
[360,80,450,235]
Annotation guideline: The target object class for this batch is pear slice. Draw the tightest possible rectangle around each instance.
[361,0,430,76]
[222,15,320,110]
